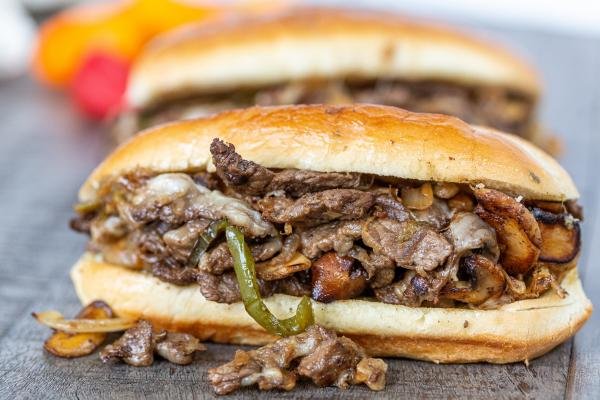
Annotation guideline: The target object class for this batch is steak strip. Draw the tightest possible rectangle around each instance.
[210,139,370,197]
[208,325,387,394]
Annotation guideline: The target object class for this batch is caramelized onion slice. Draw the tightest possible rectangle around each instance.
[441,255,505,305]
[448,193,474,212]
[41,301,115,358]
[44,331,106,358]
[532,208,581,264]
[401,183,433,210]
[33,310,135,333]
[433,182,460,199]
[256,252,311,281]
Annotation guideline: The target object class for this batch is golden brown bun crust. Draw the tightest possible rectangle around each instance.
[127,8,540,108]
[71,252,592,363]
[80,105,578,203]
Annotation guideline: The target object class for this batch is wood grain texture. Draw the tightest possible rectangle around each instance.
[0,24,598,399]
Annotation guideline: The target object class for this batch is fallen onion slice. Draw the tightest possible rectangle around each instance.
[43,301,114,358]
[32,310,136,333]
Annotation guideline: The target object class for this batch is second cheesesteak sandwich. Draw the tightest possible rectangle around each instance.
[71,105,591,363]
[116,8,553,151]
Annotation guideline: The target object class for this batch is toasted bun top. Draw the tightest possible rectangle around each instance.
[127,8,540,109]
[80,105,578,202]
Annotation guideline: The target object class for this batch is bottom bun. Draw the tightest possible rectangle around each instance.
[71,252,592,363]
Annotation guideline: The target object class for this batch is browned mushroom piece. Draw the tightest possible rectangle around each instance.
[532,208,581,265]
[311,252,368,302]
[475,207,540,275]
[473,188,541,275]
[474,188,542,246]
[441,255,506,305]
[526,200,566,214]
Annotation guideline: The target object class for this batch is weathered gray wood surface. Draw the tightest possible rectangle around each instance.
[0,26,599,399]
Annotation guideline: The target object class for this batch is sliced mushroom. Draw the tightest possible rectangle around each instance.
[474,188,541,247]
[532,208,581,265]
[441,255,505,305]
[42,301,114,358]
[311,252,367,303]
[566,200,584,220]
[526,200,566,214]
[476,207,540,275]
[473,188,542,275]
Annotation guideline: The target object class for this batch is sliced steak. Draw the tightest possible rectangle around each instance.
[362,218,452,272]
[258,189,375,225]
[132,222,176,268]
[299,220,363,259]
[268,169,372,197]
[198,242,232,274]
[210,139,275,196]
[155,332,206,365]
[198,237,283,275]
[374,255,460,306]
[373,194,410,221]
[151,263,199,285]
[347,246,395,288]
[210,139,371,197]
[412,198,452,230]
[207,325,386,394]
[197,271,274,304]
[100,320,162,367]
[297,336,364,387]
[162,218,212,263]
[274,272,312,297]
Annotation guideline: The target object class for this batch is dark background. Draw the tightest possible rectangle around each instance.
[0,20,598,400]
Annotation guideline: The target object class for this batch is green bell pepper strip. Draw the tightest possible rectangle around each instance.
[188,219,229,266]
[225,225,314,336]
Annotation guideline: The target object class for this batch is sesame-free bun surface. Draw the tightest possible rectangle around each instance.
[127,8,540,109]
[79,105,578,203]
[71,252,591,363]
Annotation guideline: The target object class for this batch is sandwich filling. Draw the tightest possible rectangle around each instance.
[71,139,581,309]
[115,80,535,142]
